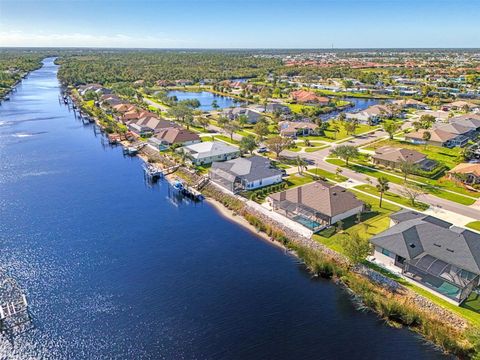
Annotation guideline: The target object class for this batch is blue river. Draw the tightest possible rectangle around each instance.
[167,90,244,111]
[0,58,448,359]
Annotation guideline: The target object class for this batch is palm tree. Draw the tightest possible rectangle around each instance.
[296,156,308,175]
[376,177,390,208]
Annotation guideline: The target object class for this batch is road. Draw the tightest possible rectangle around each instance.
[282,129,480,220]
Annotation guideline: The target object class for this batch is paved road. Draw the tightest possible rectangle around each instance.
[282,132,480,220]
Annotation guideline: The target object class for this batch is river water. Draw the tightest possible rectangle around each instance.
[0,58,448,359]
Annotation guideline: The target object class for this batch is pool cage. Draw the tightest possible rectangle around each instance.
[209,168,243,193]
[270,198,329,232]
[403,254,479,303]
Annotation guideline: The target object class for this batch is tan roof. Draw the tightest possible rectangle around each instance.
[448,163,480,177]
[372,146,426,164]
[269,181,364,217]
[446,101,479,109]
[156,128,200,144]
[290,90,329,104]
[279,121,317,134]
[405,128,457,143]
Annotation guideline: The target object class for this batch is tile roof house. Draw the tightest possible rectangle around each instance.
[449,114,480,131]
[279,121,318,137]
[392,99,429,109]
[443,100,480,111]
[223,107,262,124]
[209,156,283,193]
[151,128,201,149]
[290,90,330,105]
[371,146,437,171]
[447,163,480,185]
[346,104,397,124]
[268,181,365,231]
[179,141,240,165]
[370,210,480,304]
[404,125,470,148]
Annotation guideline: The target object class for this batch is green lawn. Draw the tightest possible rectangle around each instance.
[213,135,240,145]
[327,158,477,206]
[466,221,480,231]
[306,168,348,182]
[305,145,329,152]
[302,124,378,143]
[313,191,401,254]
[354,184,430,211]
[285,173,316,188]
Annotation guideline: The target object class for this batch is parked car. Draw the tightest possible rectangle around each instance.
[257,146,268,153]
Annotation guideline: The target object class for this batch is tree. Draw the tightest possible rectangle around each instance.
[399,183,424,207]
[343,120,358,136]
[253,119,270,141]
[237,114,248,126]
[330,145,359,166]
[422,131,431,149]
[399,159,417,181]
[296,156,308,175]
[211,99,219,110]
[315,121,330,136]
[341,231,371,264]
[376,177,390,208]
[382,120,401,140]
[217,116,229,128]
[197,116,210,131]
[239,135,257,154]
[265,136,293,158]
[336,167,343,177]
[224,121,240,141]
[419,114,435,129]
[331,123,340,139]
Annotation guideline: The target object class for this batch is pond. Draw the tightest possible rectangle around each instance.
[167,90,244,111]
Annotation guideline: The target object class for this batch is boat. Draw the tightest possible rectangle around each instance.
[172,179,184,191]
[124,146,138,155]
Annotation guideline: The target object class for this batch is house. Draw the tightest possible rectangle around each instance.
[392,99,429,110]
[447,163,480,185]
[223,107,262,124]
[209,156,283,193]
[404,127,469,147]
[442,100,479,111]
[415,110,451,122]
[449,114,480,131]
[152,128,201,149]
[290,90,330,105]
[370,210,480,304]
[346,104,397,124]
[266,103,291,114]
[135,117,179,133]
[179,141,241,165]
[267,181,365,232]
[127,123,154,137]
[112,103,136,114]
[279,121,318,138]
[371,146,437,171]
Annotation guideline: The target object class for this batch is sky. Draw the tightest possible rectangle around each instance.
[0,0,479,49]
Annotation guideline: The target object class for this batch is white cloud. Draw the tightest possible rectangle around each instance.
[0,31,189,48]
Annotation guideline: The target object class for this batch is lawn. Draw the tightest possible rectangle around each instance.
[354,184,430,211]
[305,145,329,152]
[284,173,316,188]
[302,124,377,143]
[313,191,401,254]
[327,158,477,206]
[306,168,348,182]
[213,135,240,145]
[466,221,480,231]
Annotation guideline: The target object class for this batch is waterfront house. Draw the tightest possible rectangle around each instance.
[447,163,480,185]
[209,156,283,193]
[371,146,437,171]
[266,103,291,114]
[152,128,201,149]
[179,141,240,165]
[127,123,154,137]
[346,104,397,125]
[290,90,330,106]
[370,210,480,305]
[267,181,364,232]
[135,117,179,133]
[279,121,318,138]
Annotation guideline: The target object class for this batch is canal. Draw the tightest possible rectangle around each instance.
[0,58,448,359]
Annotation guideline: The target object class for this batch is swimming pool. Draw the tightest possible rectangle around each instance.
[293,215,322,230]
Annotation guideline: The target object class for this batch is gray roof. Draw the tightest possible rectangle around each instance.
[210,156,282,182]
[371,210,480,274]
[182,141,239,160]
